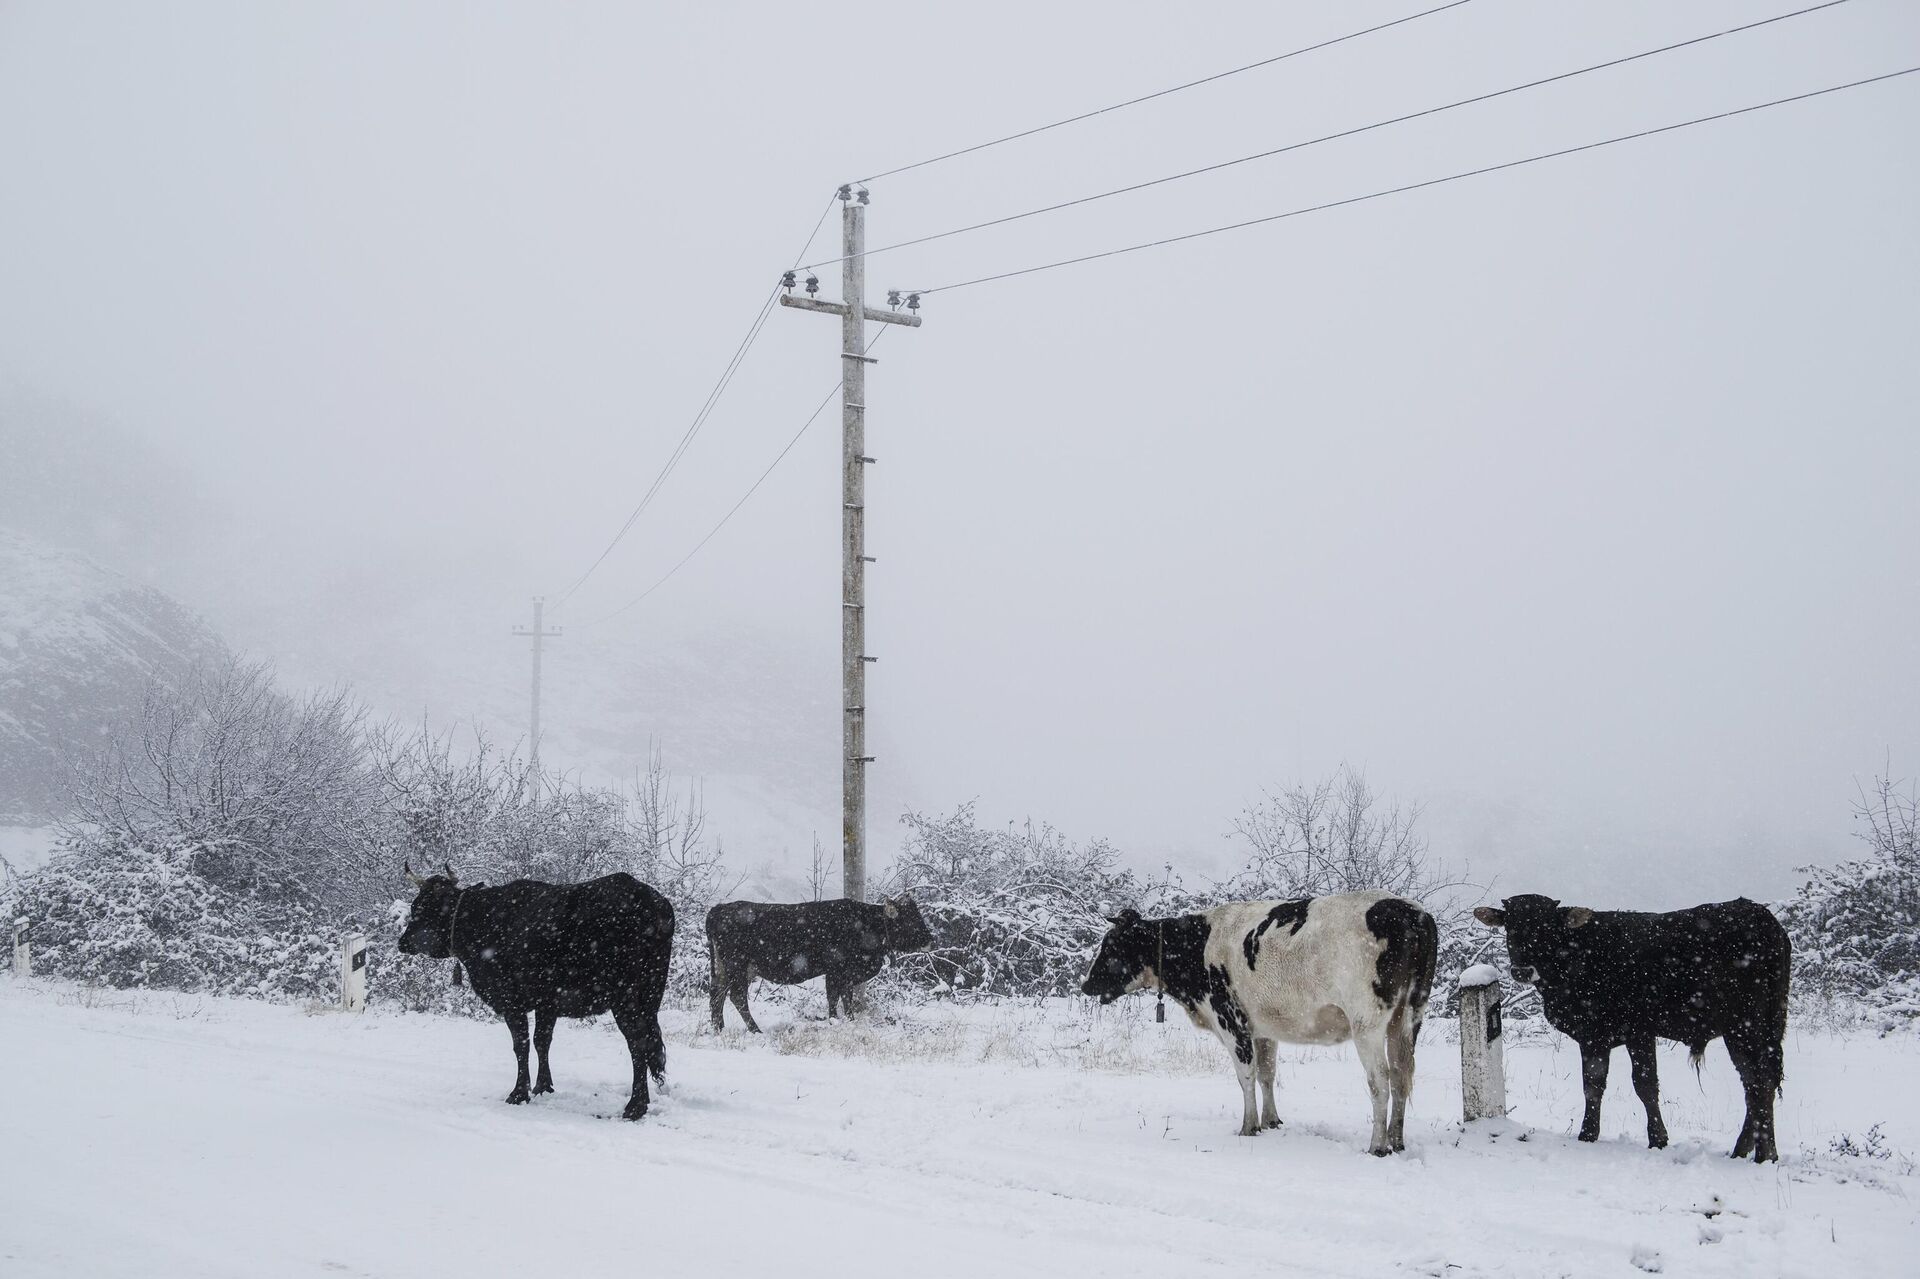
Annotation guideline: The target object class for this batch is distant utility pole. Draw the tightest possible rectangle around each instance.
[778,185,922,902]
[512,597,562,773]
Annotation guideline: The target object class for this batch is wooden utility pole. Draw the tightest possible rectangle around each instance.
[778,186,921,901]
[512,597,562,772]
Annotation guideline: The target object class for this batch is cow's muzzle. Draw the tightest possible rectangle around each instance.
[1509,964,1538,985]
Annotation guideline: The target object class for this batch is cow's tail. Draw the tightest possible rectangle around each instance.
[706,909,728,1033]
[646,1022,668,1086]
[644,894,674,1086]
[1768,918,1792,1098]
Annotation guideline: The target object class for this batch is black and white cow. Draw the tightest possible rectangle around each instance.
[1082,891,1436,1155]
[1474,894,1791,1161]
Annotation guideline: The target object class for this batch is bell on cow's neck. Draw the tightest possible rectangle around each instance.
[452,962,465,988]
[1156,994,1166,1023]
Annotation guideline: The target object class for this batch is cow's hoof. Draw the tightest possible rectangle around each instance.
[621,1103,649,1122]
[1648,1134,1668,1150]
[1261,1118,1283,1132]
[505,1087,530,1105]
[1577,1132,1599,1144]
[532,1082,554,1096]
[1391,1138,1406,1153]
[1368,1145,1394,1158]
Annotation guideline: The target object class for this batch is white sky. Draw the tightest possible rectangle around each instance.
[2,0,1916,904]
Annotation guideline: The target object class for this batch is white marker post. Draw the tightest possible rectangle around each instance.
[1457,963,1506,1122]
[11,925,28,979]
[341,934,369,1013]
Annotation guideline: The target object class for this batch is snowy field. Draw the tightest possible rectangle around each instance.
[2,977,1915,1278]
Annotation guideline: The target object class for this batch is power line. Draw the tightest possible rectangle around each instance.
[851,0,1477,185]
[805,0,1853,273]
[551,193,840,609]
[916,67,1918,297]
[579,327,894,628]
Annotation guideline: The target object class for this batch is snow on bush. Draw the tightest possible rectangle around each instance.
[5,840,337,998]
[1776,773,1920,1029]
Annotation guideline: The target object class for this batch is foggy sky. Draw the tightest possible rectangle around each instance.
[3,0,1916,906]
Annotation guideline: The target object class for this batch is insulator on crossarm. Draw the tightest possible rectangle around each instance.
[837,184,853,202]
[887,290,901,310]
[782,270,797,294]
[805,274,820,296]
[856,186,870,206]
[906,292,921,313]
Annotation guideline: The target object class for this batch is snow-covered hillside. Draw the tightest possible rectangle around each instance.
[0,529,228,823]
[2,978,1914,1278]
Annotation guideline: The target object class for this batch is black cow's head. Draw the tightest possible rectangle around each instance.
[882,895,934,952]
[396,863,461,959]
[1473,894,1595,986]
[1081,909,1156,1004]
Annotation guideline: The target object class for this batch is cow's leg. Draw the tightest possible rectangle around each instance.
[504,1012,532,1105]
[1255,1038,1282,1130]
[709,952,729,1032]
[1577,1041,1610,1143]
[1725,1038,1759,1159]
[1626,1036,1666,1149]
[1386,1012,1416,1153]
[1354,1023,1394,1155]
[824,969,844,1020]
[1725,1035,1780,1163]
[728,967,762,1034]
[1224,1038,1260,1137]
[532,1009,557,1095]
[611,1003,653,1121]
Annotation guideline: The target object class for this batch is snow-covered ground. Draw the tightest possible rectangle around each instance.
[2,977,1915,1278]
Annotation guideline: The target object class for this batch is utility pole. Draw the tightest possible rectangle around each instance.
[512,597,562,773]
[778,185,922,902]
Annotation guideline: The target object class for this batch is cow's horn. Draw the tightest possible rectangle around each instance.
[404,862,424,886]
[442,861,458,884]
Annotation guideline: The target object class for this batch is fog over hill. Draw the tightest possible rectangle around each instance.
[0,528,229,826]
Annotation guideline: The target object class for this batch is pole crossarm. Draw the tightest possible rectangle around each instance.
[779,294,923,327]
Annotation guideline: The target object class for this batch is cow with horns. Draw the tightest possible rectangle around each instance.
[1082,891,1437,1154]
[397,864,676,1121]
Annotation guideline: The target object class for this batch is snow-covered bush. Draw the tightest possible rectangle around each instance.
[19,658,734,1011]
[5,839,337,998]
[878,805,1137,999]
[64,658,380,916]
[1776,773,1920,1028]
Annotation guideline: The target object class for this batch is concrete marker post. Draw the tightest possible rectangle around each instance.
[341,934,369,1013]
[1458,963,1506,1122]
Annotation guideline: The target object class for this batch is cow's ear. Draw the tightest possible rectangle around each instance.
[884,901,899,918]
[1473,906,1506,929]
[1109,908,1141,928]
[1565,906,1594,929]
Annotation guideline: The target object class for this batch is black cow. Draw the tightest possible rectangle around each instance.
[706,896,933,1031]
[1474,894,1790,1161]
[398,866,675,1121]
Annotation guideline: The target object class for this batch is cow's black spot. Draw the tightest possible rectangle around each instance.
[1364,897,1437,1009]
[1206,963,1254,1064]
[1242,897,1311,970]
